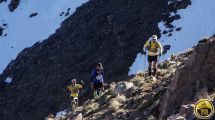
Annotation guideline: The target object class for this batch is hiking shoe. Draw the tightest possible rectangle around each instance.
[152,76,157,81]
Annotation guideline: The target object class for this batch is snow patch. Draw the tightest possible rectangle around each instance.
[160,0,215,61]
[56,110,66,118]
[129,53,146,75]
[170,12,175,17]
[0,0,89,74]
[4,77,12,83]
[159,21,171,37]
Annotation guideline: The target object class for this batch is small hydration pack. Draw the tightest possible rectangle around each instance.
[147,41,159,52]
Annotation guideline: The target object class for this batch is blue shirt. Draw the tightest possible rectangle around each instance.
[91,69,104,83]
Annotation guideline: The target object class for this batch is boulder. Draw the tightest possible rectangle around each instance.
[8,0,20,12]
[113,82,134,96]
[72,113,83,120]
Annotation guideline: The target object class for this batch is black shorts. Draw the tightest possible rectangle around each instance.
[93,82,103,90]
[148,55,158,62]
[70,96,78,102]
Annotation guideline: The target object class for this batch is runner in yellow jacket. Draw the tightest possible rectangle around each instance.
[143,35,163,79]
[67,79,83,108]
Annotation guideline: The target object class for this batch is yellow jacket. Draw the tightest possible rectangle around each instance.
[67,84,83,97]
[143,40,163,56]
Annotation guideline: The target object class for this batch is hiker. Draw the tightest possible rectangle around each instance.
[91,62,104,99]
[143,35,163,79]
[67,79,83,108]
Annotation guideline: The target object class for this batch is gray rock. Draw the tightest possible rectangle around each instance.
[72,113,83,120]
[29,13,38,18]
[113,82,134,96]
[159,36,215,119]
[8,0,19,12]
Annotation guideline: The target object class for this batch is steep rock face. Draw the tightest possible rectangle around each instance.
[8,0,20,12]
[0,0,191,120]
[0,0,20,12]
[29,13,38,18]
[0,26,3,36]
[159,36,215,119]
[0,23,7,37]
[0,0,7,4]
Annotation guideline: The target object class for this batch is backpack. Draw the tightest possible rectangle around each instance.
[147,40,159,52]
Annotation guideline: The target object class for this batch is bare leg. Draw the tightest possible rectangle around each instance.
[94,90,97,99]
[70,96,75,110]
[148,62,152,76]
[74,97,78,107]
[152,61,157,76]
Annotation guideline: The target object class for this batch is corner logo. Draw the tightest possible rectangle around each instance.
[194,99,214,119]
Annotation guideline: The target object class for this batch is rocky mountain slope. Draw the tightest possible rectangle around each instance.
[0,0,20,12]
[159,35,215,119]
[47,54,182,120]
[51,36,215,120]
[0,0,191,120]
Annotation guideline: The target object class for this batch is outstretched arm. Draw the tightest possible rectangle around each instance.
[77,84,83,89]
[143,41,147,51]
[157,41,163,55]
[67,85,71,91]
[143,41,149,54]
[91,70,95,89]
